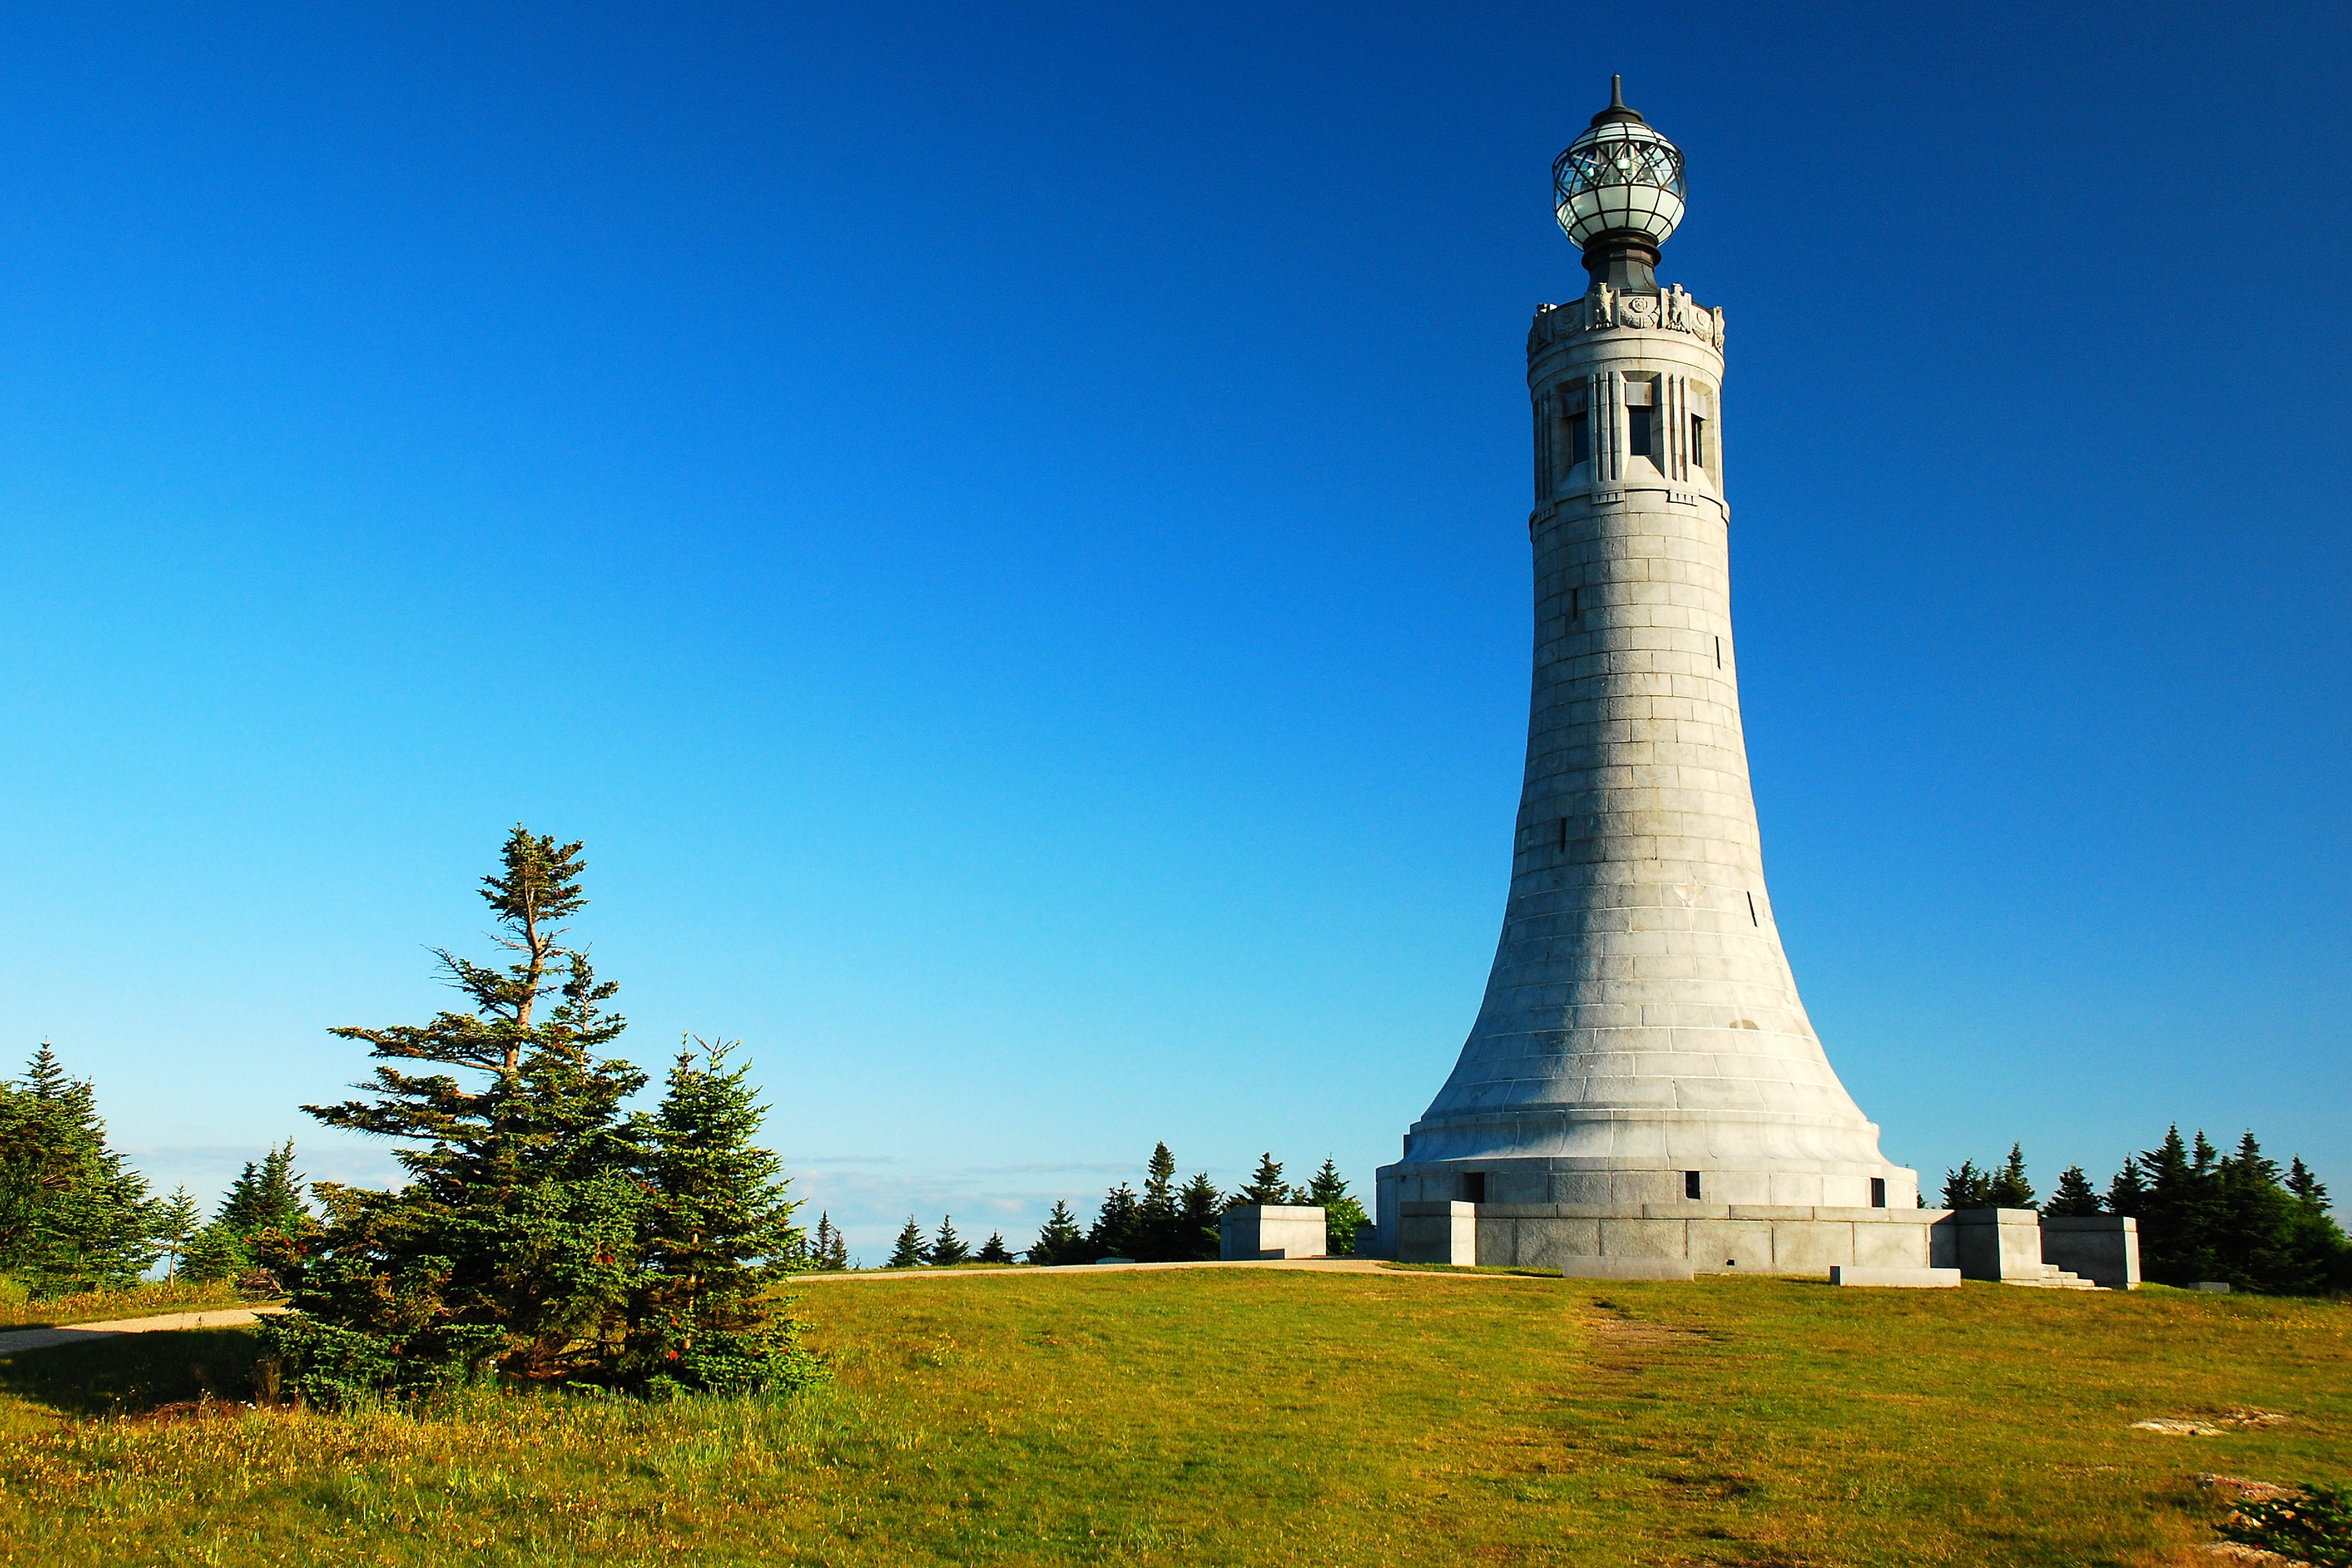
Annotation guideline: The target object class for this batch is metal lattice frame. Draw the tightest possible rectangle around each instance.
[1552,121,1685,249]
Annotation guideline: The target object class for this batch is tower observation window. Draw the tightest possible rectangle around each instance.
[1568,412,1590,467]
[1690,414,1707,467]
[1629,403,1654,459]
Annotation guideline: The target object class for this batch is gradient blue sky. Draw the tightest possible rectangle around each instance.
[2,3,2345,1260]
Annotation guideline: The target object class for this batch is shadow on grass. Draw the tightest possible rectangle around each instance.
[0,1327,262,1417]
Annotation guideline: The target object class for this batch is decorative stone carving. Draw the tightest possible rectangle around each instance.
[1531,284,1725,350]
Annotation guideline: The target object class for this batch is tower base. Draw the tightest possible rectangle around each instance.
[1374,1156,1930,1274]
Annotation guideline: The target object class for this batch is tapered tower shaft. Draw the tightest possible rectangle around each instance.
[1377,85,1916,1258]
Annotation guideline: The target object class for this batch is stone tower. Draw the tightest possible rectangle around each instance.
[1375,80,1923,1272]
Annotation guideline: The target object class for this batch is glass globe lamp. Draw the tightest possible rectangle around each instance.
[1552,76,1684,292]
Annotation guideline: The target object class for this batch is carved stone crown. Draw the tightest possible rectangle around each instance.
[1529,282,1724,355]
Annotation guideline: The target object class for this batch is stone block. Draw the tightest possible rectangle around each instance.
[1766,1219,1855,1273]
[1950,1208,2044,1281]
[1510,1216,1603,1267]
[1830,1266,1959,1288]
[1686,1219,1773,1273]
[1850,1219,1932,1269]
[1218,1205,1326,1262]
[2038,1215,2140,1289]
[1397,1200,1476,1266]
[1597,1217,1686,1259]
[1561,1257,1694,1281]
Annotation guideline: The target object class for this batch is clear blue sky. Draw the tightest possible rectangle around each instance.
[2,4,2345,1261]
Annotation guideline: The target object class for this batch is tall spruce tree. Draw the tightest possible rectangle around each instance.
[1177,1173,1223,1261]
[1987,1144,2036,1209]
[1137,1142,1181,1261]
[0,1044,159,1293]
[2287,1158,2329,1212]
[2136,1126,2214,1285]
[2045,1165,2102,1217]
[1940,1161,1991,1210]
[889,1217,928,1268]
[928,1215,970,1265]
[1306,1158,1369,1254]
[627,1038,815,1396]
[2105,1159,2149,1217]
[1088,1183,1140,1258]
[1233,1153,1293,1208]
[1030,1200,1084,1265]
[276,829,652,1393]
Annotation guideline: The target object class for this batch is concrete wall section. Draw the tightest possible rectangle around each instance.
[1218,1205,1327,1261]
[2039,1215,2141,1289]
[1466,1202,1942,1275]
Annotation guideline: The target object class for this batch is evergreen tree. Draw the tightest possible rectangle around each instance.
[2105,1159,2148,1217]
[627,1038,816,1396]
[269,829,652,1397]
[809,1213,852,1272]
[1088,1183,1140,1258]
[1232,1153,1294,1208]
[928,1214,970,1265]
[1940,1161,1992,1210]
[889,1216,928,1268]
[220,1141,310,1238]
[2044,1165,2102,1218]
[2136,1126,2217,1285]
[1176,1173,1223,1261]
[0,1044,160,1292]
[1030,1200,1084,1265]
[1986,1144,2036,1209]
[976,1232,1014,1264]
[1137,1142,1181,1261]
[1306,1158,1370,1254]
[2287,1157,2330,1212]
[155,1186,203,1283]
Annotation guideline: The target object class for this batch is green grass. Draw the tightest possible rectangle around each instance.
[0,1270,2345,1565]
[0,1278,251,1332]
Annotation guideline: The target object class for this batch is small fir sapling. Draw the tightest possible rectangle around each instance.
[154,1186,203,1283]
[975,1232,1014,1264]
[889,1217,929,1268]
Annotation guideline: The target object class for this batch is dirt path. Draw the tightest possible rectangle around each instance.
[0,1306,285,1357]
[799,1258,1541,1283]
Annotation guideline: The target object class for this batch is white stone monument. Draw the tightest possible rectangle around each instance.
[1376,79,1931,1275]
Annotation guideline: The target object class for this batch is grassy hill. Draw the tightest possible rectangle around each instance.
[1,1267,2344,1565]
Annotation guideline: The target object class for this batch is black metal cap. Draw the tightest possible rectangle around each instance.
[1588,74,1646,130]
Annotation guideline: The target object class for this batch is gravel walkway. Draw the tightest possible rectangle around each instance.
[0,1307,285,1357]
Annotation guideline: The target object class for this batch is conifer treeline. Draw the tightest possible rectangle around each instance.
[1942,1128,2350,1294]
[873,1147,1373,1269]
